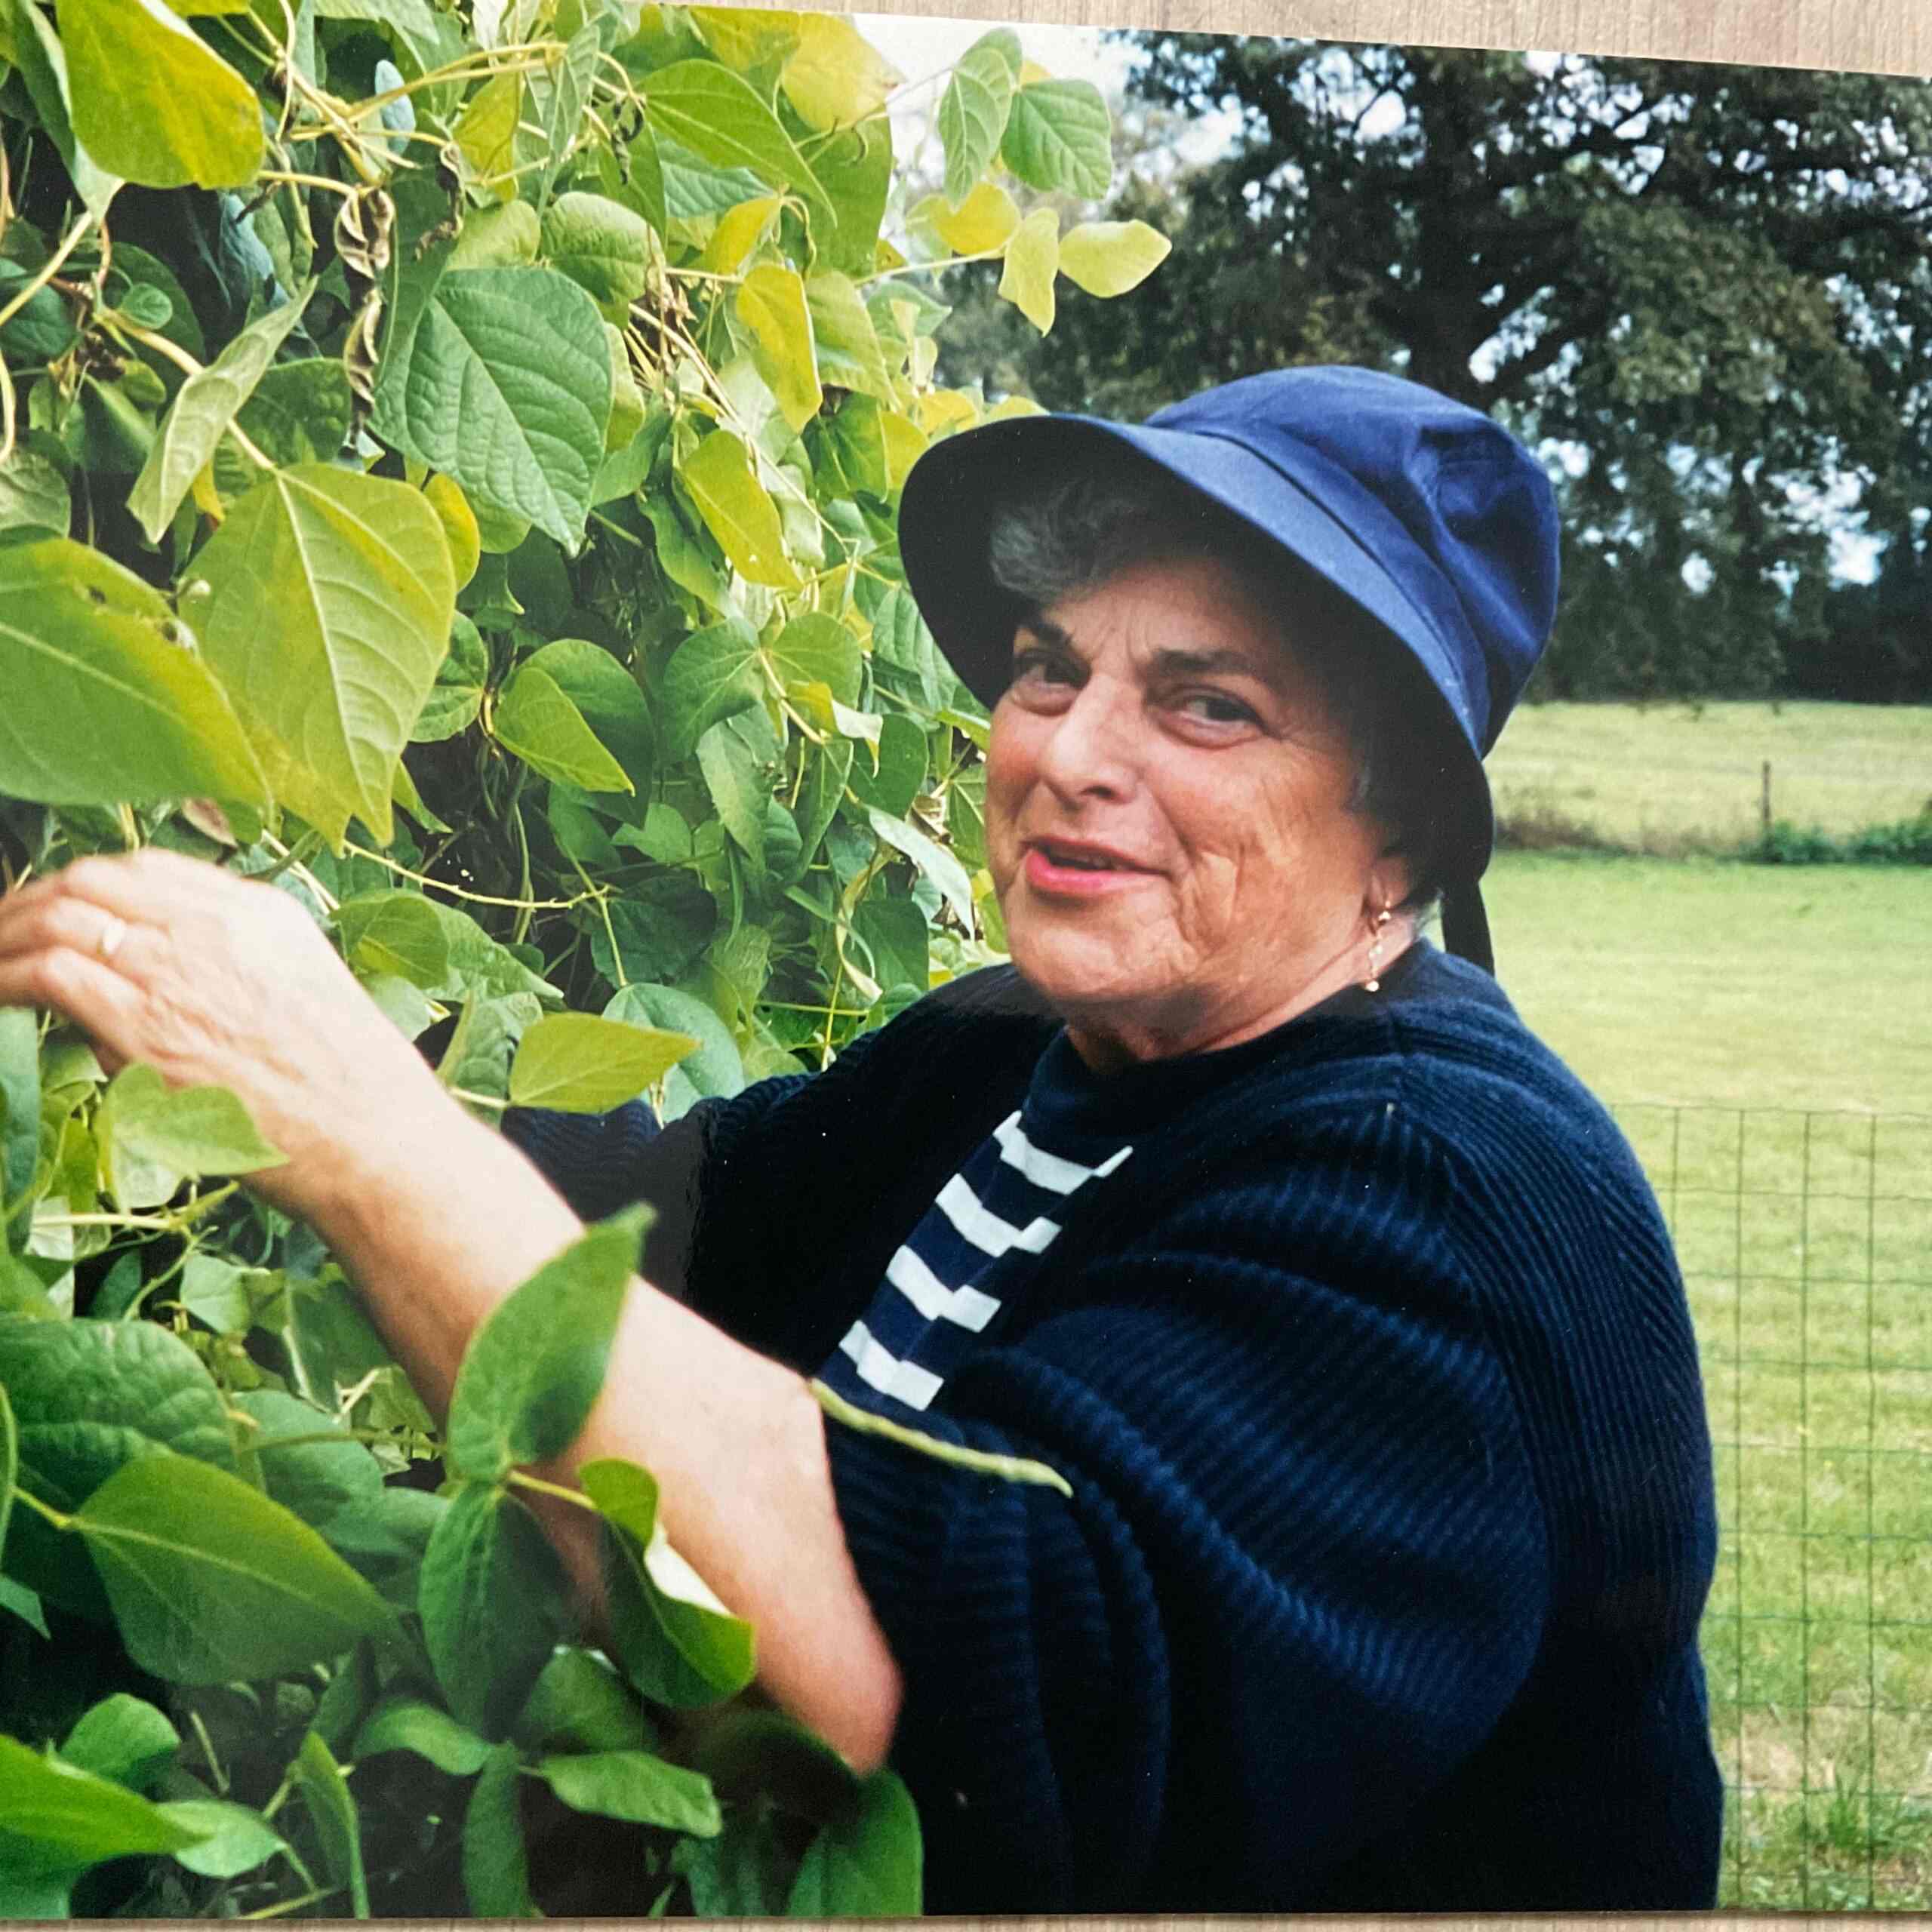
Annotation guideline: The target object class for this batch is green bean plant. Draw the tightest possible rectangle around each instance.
[0,0,1168,1909]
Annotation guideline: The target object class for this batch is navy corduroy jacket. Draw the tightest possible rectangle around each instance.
[503,942,1723,1913]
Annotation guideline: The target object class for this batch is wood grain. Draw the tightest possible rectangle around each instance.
[846,0,1932,76]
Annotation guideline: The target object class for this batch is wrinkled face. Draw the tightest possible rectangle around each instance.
[985,551,1391,1068]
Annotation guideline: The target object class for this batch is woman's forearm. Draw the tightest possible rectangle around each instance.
[306,1088,905,1772]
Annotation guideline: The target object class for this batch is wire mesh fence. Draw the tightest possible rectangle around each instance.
[1614,1103,1932,1910]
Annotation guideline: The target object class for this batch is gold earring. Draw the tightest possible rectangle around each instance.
[1364,906,1392,992]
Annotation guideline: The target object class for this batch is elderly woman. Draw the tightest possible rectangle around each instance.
[0,369,1721,1912]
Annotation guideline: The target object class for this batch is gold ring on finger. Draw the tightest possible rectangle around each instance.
[95,913,130,963]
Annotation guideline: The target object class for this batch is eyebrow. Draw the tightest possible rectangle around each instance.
[1015,617,1271,682]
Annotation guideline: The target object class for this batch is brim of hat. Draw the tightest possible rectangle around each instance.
[897,413,1497,883]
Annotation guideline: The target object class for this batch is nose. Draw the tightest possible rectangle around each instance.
[1032,674,1141,805]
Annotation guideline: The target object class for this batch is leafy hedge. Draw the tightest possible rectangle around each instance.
[0,0,1167,1911]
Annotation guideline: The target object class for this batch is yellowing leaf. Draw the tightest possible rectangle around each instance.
[690,6,799,72]
[425,474,481,589]
[998,208,1060,334]
[680,430,801,590]
[509,1014,698,1111]
[986,395,1046,421]
[913,389,978,437]
[1018,57,1052,85]
[61,0,261,189]
[913,182,1020,257]
[780,14,901,131]
[1057,220,1173,298]
[736,264,821,433]
[192,466,457,846]
[455,71,522,200]
[878,411,927,486]
[700,194,782,275]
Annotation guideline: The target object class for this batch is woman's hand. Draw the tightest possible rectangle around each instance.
[0,847,466,1227]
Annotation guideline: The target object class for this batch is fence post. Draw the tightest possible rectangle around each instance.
[1761,759,1772,833]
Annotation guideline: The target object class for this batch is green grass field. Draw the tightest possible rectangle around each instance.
[1488,700,1932,851]
[1483,854,1932,1114]
[1472,825,1932,1906]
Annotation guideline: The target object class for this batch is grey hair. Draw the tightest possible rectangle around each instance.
[986,463,1451,916]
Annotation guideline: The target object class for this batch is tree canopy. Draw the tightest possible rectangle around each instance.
[946,41,1932,702]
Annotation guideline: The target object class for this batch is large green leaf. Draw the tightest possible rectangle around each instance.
[332,890,452,990]
[374,267,613,546]
[128,287,312,543]
[660,617,762,757]
[0,1313,236,1617]
[542,192,655,310]
[211,360,356,497]
[697,713,772,870]
[157,1798,289,1879]
[584,1456,755,1708]
[641,60,831,218]
[60,0,263,188]
[0,447,72,539]
[515,1648,650,1754]
[0,538,267,811]
[412,613,490,743]
[998,78,1113,199]
[232,1389,386,1531]
[508,1013,697,1112]
[535,1749,721,1835]
[519,637,653,795]
[325,1483,447,1611]
[786,1768,923,1915]
[0,1008,39,1253]
[771,611,863,706]
[291,1731,368,1916]
[191,464,456,845]
[938,32,1019,208]
[72,1452,400,1683]
[446,1204,651,1481]
[494,661,632,793]
[417,1481,570,1737]
[588,875,718,987]
[98,1063,285,1208]
[0,0,122,214]
[604,982,744,1114]
[463,1742,538,1915]
[60,1695,178,1792]
[805,273,897,404]
[0,1734,205,1880]
[353,1696,491,1775]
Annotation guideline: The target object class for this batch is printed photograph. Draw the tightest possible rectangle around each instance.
[0,0,1927,1915]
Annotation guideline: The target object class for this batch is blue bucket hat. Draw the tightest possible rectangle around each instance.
[895,367,1561,974]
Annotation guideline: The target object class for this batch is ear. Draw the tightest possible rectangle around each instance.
[1366,844,1415,918]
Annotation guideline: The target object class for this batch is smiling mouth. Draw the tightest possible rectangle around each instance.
[1029,841,1147,874]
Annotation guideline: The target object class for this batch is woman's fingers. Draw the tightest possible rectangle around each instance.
[35,846,233,922]
[0,941,148,1066]
[0,887,153,972]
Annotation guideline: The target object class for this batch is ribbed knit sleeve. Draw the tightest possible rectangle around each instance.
[823,1102,1552,1913]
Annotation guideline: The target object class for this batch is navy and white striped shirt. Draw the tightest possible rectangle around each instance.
[817,1051,1133,1415]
